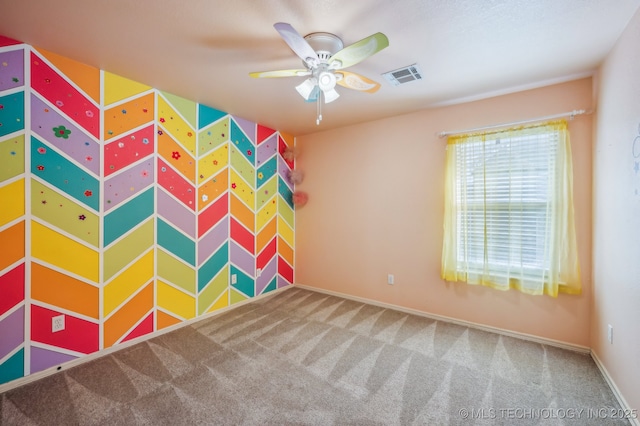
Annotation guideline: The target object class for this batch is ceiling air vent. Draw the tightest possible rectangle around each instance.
[382,64,423,86]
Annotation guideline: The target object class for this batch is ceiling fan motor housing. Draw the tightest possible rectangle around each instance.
[303,32,344,63]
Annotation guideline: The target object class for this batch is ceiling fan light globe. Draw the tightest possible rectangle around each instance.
[318,72,337,91]
[295,78,317,100]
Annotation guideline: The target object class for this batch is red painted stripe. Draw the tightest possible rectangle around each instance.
[104,125,155,176]
[158,158,196,211]
[0,263,25,316]
[0,35,21,47]
[31,305,99,354]
[257,237,277,270]
[278,256,294,283]
[122,312,154,343]
[198,192,228,237]
[257,125,276,144]
[31,52,100,138]
[230,218,254,255]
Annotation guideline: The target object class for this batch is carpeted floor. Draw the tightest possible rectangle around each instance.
[0,287,630,425]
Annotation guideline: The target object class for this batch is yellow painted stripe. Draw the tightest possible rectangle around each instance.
[104,251,154,316]
[230,288,248,305]
[157,249,196,294]
[278,216,294,248]
[198,144,228,184]
[198,266,228,315]
[104,219,154,281]
[103,72,152,106]
[31,221,99,282]
[207,289,229,314]
[157,96,196,155]
[256,198,277,231]
[230,169,254,210]
[0,179,24,227]
[158,280,196,320]
[278,195,294,229]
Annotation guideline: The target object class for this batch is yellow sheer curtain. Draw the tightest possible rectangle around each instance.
[441,120,581,297]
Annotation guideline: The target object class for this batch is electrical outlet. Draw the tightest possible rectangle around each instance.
[608,324,613,344]
[52,315,65,333]
[257,268,262,278]
[387,274,394,285]
[231,274,237,285]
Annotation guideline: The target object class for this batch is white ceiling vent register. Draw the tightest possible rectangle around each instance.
[382,64,423,86]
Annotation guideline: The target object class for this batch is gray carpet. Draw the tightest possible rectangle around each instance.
[0,287,629,425]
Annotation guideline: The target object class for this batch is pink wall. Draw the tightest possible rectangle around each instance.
[592,6,640,412]
[296,78,593,347]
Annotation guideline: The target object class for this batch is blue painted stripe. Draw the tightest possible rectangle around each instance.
[262,277,277,295]
[198,104,227,129]
[257,156,277,188]
[0,91,24,138]
[198,242,228,292]
[278,176,293,209]
[31,137,99,211]
[0,348,24,385]
[230,120,255,165]
[157,218,195,266]
[231,265,255,298]
[104,187,154,246]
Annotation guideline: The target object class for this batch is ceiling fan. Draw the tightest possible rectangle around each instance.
[249,22,389,125]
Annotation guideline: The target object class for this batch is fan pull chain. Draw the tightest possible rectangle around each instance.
[316,92,322,125]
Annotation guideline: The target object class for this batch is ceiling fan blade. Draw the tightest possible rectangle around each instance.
[336,71,381,93]
[249,69,311,78]
[329,32,389,69]
[274,22,319,67]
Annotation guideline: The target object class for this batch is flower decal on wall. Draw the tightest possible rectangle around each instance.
[247,149,252,156]
[37,147,46,154]
[53,125,71,139]
[84,190,93,197]
[257,172,264,180]
[78,214,86,221]
[231,183,237,189]
[172,151,181,160]
[36,165,45,171]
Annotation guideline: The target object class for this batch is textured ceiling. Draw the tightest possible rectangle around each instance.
[1,0,639,136]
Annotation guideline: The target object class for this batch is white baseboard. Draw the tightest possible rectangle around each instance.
[0,285,293,394]
[294,283,590,353]
[591,351,639,426]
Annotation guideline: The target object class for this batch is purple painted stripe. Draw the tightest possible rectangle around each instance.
[30,346,78,374]
[104,159,155,212]
[278,156,294,191]
[0,50,24,91]
[158,188,196,238]
[230,241,255,276]
[256,134,277,166]
[0,306,24,360]
[278,275,291,289]
[198,216,228,266]
[231,116,256,144]
[31,94,100,175]
[256,256,277,295]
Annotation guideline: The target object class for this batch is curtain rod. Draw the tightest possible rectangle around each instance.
[437,109,591,138]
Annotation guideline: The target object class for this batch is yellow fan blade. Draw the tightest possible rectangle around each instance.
[336,71,381,93]
[249,69,310,78]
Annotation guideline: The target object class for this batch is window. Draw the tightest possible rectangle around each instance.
[441,120,581,297]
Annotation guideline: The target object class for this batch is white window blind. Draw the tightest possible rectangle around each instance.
[441,120,581,296]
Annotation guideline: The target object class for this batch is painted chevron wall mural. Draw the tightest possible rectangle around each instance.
[0,35,295,387]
